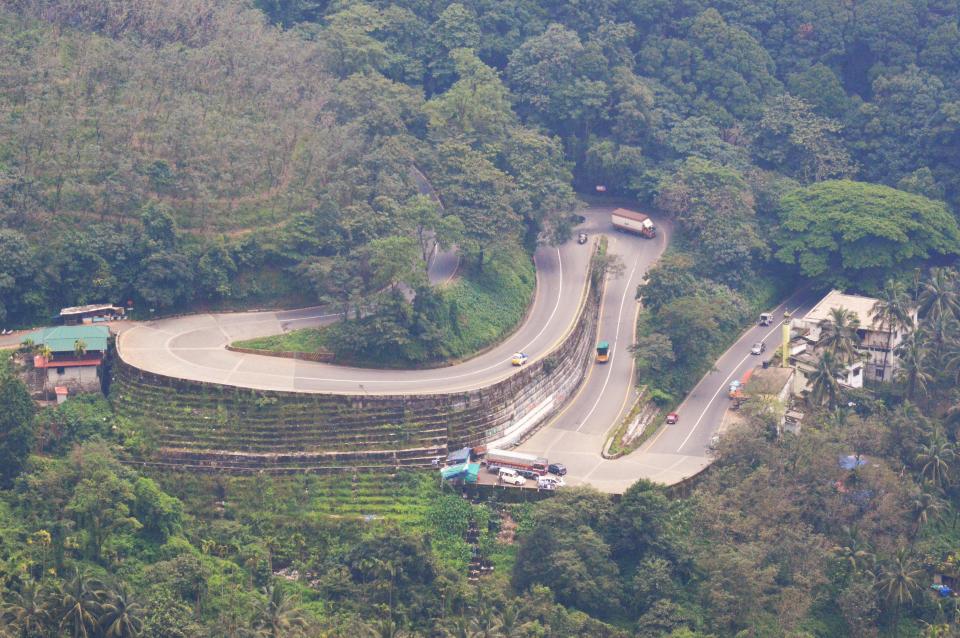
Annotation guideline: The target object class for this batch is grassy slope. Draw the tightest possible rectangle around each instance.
[153,469,522,575]
[234,246,535,364]
[233,326,330,353]
[442,246,535,359]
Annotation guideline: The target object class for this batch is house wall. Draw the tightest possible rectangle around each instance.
[45,366,101,394]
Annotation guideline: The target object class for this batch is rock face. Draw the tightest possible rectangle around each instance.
[112,282,600,474]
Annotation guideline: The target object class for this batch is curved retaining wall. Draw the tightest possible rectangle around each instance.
[112,277,600,474]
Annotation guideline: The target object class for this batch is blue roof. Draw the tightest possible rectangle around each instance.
[447,447,472,464]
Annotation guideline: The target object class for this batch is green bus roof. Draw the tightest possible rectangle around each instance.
[597,341,609,350]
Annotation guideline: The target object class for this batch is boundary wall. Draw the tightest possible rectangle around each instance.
[112,271,600,474]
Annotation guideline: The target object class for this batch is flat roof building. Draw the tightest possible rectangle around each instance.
[22,325,111,397]
[792,289,917,384]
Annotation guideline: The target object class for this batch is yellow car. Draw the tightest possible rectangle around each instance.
[511,352,529,366]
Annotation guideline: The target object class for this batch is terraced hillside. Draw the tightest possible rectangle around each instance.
[110,285,597,474]
[110,364,448,474]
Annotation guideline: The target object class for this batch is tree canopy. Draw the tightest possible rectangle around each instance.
[774,180,960,290]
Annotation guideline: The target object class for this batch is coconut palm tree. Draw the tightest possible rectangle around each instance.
[73,339,87,358]
[2,579,54,637]
[831,542,876,579]
[369,618,409,638]
[819,306,862,364]
[471,604,502,638]
[446,618,480,638]
[918,267,960,322]
[99,584,144,638]
[915,434,955,488]
[876,548,924,633]
[943,333,960,384]
[896,332,933,400]
[920,312,959,370]
[34,344,53,362]
[808,350,846,409]
[498,601,523,638]
[911,489,945,537]
[251,584,308,638]
[58,569,104,638]
[872,279,913,379]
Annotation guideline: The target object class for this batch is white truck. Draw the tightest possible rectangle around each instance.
[611,208,656,238]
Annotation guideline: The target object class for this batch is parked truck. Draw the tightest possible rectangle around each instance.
[485,449,549,476]
[611,208,656,238]
[729,368,754,402]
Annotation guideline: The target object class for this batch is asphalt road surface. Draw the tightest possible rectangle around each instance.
[3,205,813,492]
[519,287,819,492]
[116,208,614,395]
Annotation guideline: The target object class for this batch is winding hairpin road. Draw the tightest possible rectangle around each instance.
[1,206,817,492]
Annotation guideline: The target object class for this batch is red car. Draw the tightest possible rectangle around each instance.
[666,412,679,425]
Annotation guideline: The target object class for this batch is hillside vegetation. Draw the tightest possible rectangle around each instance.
[0,1,575,367]
[3,0,960,636]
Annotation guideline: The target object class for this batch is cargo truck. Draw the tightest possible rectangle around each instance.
[485,449,549,476]
[611,208,656,238]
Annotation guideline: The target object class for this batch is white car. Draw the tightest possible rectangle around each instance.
[538,475,564,489]
[498,468,526,486]
[750,342,766,355]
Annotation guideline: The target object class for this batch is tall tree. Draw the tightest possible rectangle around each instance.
[752,94,855,182]
[875,549,923,630]
[58,569,104,638]
[774,181,960,290]
[872,280,914,380]
[432,141,520,269]
[656,158,764,282]
[818,307,862,364]
[1,579,54,637]
[915,433,954,488]
[918,267,960,322]
[425,48,514,146]
[808,349,846,409]
[0,374,35,488]
[251,584,308,638]
[99,584,144,638]
[895,332,933,400]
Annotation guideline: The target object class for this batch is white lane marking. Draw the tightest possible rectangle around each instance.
[518,247,563,353]
[675,303,805,453]
[575,242,642,432]
[137,247,568,387]
[223,355,247,384]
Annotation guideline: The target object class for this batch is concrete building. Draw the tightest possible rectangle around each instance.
[791,289,916,384]
[743,365,796,433]
[23,325,110,397]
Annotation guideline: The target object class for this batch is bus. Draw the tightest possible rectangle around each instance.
[596,340,610,363]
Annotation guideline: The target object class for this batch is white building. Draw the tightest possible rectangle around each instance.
[22,325,110,397]
[793,290,916,383]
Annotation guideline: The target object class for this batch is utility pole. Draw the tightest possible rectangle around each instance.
[781,311,792,368]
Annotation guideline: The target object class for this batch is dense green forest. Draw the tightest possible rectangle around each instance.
[3,0,960,636]
[4,0,960,359]
[5,269,960,637]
